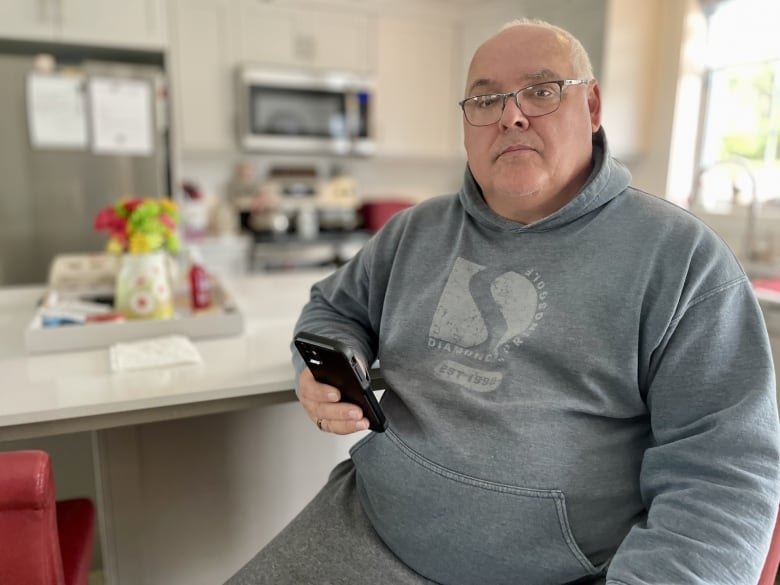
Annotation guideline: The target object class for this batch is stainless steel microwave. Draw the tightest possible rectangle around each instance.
[237,67,375,156]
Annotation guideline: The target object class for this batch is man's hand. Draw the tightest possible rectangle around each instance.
[298,368,370,434]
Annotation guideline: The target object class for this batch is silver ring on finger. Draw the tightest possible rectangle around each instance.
[316,418,325,431]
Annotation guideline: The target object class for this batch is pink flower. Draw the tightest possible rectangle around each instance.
[123,199,144,213]
[94,208,128,237]
[159,214,176,230]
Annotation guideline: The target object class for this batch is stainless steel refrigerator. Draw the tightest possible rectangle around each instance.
[0,53,170,286]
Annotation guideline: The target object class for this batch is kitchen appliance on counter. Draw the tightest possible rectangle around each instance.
[239,165,367,272]
[245,166,361,238]
[237,67,374,156]
[0,51,170,286]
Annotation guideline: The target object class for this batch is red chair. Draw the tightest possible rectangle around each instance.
[758,507,780,585]
[0,450,95,585]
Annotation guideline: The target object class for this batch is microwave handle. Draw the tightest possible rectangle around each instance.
[345,92,360,140]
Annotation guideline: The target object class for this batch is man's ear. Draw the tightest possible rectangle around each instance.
[588,82,602,132]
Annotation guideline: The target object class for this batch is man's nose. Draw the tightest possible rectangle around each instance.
[499,96,530,129]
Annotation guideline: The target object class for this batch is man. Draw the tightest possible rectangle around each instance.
[226,19,780,585]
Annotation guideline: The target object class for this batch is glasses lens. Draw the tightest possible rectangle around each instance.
[517,82,562,117]
[462,82,564,126]
[462,94,504,126]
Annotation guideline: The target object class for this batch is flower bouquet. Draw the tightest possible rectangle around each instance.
[94,198,181,320]
[94,198,181,254]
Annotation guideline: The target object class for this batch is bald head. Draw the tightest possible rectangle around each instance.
[461,20,601,224]
[466,21,594,97]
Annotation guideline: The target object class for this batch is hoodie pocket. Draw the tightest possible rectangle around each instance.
[350,429,603,585]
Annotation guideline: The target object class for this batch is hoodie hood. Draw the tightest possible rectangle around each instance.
[458,128,632,232]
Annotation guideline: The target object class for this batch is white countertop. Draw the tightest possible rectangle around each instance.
[0,269,331,440]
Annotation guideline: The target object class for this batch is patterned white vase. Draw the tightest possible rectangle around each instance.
[114,252,174,320]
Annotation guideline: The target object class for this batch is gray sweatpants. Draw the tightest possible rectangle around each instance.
[224,459,608,585]
[223,459,438,585]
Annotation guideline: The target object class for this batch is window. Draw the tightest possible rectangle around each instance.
[695,0,780,214]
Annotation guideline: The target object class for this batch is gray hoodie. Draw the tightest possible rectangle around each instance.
[293,130,780,585]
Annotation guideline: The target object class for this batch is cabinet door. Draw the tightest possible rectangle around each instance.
[59,0,167,48]
[237,0,369,72]
[294,10,369,72]
[238,2,297,67]
[375,17,459,158]
[0,0,57,41]
[169,0,237,152]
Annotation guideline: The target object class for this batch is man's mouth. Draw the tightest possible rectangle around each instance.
[497,144,535,158]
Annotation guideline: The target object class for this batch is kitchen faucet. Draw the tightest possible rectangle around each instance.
[693,156,764,262]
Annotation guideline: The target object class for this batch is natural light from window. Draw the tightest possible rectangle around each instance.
[696,0,780,214]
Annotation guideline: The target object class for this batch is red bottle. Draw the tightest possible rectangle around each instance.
[188,249,212,310]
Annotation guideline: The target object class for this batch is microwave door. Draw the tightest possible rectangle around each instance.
[243,85,351,154]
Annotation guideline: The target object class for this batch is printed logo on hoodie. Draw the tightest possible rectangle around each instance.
[427,257,547,392]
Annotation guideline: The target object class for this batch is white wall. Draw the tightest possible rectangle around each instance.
[617,0,691,198]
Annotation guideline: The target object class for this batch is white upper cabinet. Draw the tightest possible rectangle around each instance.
[169,0,373,153]
[237,0,370,73]
[168,0,238,152]
[0,0,167,49]
[166,0,463,156]
[374,16,460,159]
[59,0,167,49]
[0,2,57,41]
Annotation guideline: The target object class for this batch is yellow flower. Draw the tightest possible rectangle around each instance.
[160,199,178,213]
[107,237,124,254]
[128,233,163,254]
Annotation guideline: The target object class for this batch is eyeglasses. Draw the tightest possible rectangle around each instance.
[459,79,591,126]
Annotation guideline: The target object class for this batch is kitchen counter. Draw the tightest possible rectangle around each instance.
[0,269,362,585]
[0,270,332,439]
[3,269,779,584]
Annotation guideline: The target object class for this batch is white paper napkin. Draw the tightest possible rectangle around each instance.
[110,335,202,372]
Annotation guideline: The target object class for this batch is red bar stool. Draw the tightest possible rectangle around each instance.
[0,450,95,585]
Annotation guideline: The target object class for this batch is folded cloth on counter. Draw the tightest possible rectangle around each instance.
[110,335,202,372]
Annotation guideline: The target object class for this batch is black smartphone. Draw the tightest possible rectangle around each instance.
[294,331,387,432]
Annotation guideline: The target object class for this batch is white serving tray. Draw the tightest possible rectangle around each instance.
[25,279,245,354]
